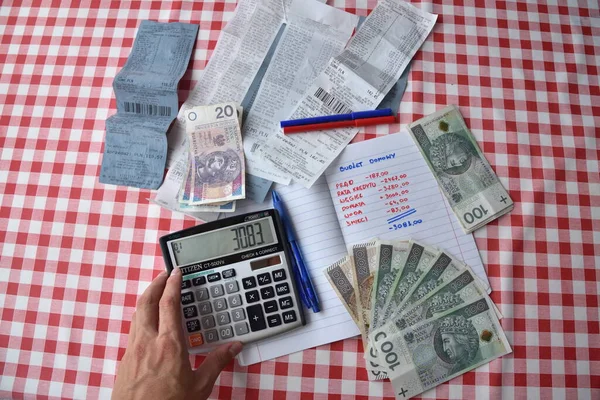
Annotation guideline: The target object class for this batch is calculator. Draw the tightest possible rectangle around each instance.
[159,209,305,353]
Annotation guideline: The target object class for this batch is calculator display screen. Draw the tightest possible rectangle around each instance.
[170,217,277,266]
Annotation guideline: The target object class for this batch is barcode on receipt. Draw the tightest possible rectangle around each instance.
[313,87,352,114]
[123,102,172,117]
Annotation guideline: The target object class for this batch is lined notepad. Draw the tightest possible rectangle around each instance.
[234,180,360,366]
[231,130,488,365]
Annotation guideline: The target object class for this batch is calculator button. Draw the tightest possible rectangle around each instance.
[225,281,239,294]
[219,326,234,339]
[183,305,198,319]
[232,308,246,322]
[228,294,242,308]
[210,284,224,298]
[205,330,219,343]
[207,272,221,282]
[189,333,204,347]
[201,315,215,329]
[282,310,297,324]
[267,314,282,327]
[234,322,249,336]
[260,286,275,300]
[247,304,267,332]
[192,276,206,286]
[245,290,260,304]
[181,280,192,290]
[222,269,236,279]
[195,288,209,301]
[242,276,257,289]
[272,269,286,282]
[275,282,290,296]
[279,296,293,309]
[186,319,201,333]
[217,312,231,326]
[198,302,212,315]
[181,292,194,305]
[257,273,272,286]
[214,298,227,312]
[264,300,278,314]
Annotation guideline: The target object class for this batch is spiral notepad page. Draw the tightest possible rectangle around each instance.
[234,130,488,366]
[235,180,361,366]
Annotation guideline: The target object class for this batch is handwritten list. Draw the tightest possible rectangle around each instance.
[325,130,490,287]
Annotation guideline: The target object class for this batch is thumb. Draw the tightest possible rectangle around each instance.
[196,341,243,385]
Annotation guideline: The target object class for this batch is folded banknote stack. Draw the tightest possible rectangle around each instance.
[177,102,246,213]
[324,239,512,399]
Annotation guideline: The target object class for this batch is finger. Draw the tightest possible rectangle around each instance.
[126,311,137,348]
[158,267,184,338]
[136,270,169,332]
[195,342,243,385]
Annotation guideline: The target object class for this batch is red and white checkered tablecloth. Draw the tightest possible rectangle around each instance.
[1,0,599,398]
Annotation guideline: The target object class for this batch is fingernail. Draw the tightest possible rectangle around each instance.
[171,267,181,276]
[158,270,168,277]
[229,341,243,356]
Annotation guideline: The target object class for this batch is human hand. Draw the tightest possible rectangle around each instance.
[112,268,243,400]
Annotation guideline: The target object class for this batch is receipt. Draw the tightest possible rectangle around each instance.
[258,0,437,188]
[100,20,198,189]
[165,0,292,168]
[242,0,358,184]
[157,0,294,213]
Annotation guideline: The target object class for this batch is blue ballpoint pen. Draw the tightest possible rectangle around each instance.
[280,108,393,128]
[289,254,310,312]
[272,191,321,313]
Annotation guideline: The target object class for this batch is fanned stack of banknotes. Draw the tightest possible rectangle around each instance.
[178,102,246,213]
[325,239,512,399]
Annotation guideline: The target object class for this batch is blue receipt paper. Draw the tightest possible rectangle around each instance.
[100,20,198,189]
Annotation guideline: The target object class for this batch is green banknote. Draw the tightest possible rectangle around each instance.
[408,105,513,233]
[381,241,439,322]
[370,240,409,331]
[391,251,468,318]
[377,297,511,399]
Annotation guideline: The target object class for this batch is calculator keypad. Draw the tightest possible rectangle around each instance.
[180,263,301,350]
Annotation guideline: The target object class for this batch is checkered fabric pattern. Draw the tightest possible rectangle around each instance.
[1,0,599,398]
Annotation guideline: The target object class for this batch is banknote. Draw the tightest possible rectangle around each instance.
[183,103,245,205]
[324,256,359,325]
[351,241,378,337]
[377,297,512,399]
[391,251,467,318]
[408,105,513,233]
[365,248,463,371]
[381,241,439,323]
[324,255,388,381]
[370,240,409,332]
[373,269,489,342]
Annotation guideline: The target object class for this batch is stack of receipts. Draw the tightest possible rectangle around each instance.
[325,239,511,399]
[251,0,437,188]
